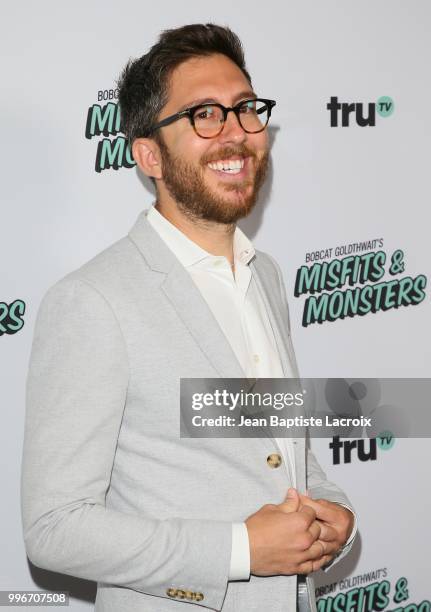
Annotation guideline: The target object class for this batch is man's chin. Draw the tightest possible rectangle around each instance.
[212,179,256,203]
[207,196,257,224]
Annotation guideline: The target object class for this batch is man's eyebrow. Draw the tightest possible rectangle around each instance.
[176,91,257,113]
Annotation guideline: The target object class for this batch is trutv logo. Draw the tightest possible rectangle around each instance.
[327,95,394,127]
[330,433,394,464]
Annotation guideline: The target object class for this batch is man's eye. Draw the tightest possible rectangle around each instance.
[196,106,214,120]
[239,101,256,113]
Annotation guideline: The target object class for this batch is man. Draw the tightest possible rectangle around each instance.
[21,24,356,612]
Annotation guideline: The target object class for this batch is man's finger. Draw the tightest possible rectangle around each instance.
[278,488,301,514]
[298,504,317,524]
[308,520,321,542]
[317,539,340,557]
[299,495,338,523]
[306,540,327,561]
[312,554,334,572]
[311,500,338,523]
[297,560,314,575]
[318,522,338,542]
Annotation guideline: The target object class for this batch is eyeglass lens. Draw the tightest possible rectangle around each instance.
[192,100,269,137]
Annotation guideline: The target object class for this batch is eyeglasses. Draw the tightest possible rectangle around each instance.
[148,98,276,139]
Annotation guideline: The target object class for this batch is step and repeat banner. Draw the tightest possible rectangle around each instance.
[2,1,430,610]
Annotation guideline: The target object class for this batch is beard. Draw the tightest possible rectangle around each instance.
[156,136,269,225]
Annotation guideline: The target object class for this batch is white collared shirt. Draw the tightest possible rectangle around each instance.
[147,204,296,580]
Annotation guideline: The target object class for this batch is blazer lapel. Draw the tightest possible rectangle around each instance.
[128,209,251,382]
[161,259,249,380]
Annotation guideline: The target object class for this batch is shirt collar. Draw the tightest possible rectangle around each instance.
[146,204,255,268]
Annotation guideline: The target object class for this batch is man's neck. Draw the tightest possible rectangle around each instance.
[154,199,236,266]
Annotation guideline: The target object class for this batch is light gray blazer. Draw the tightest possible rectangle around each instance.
[21,208,355,612]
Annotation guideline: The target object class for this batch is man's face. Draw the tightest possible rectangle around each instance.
[154,53,269,224]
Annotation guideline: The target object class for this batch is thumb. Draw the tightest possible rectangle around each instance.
[279,487,300,513]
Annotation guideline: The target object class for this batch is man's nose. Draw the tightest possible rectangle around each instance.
[217,109,247,144]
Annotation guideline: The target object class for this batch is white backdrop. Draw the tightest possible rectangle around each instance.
[2,1,430,610]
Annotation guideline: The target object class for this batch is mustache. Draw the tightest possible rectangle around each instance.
[201,146,257,164]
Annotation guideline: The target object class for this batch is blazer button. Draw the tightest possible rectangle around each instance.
[185,591,194,600]
[195,592,204,601]
[177,589,186,599]
[267,453,282,468]
[166,588,177,597]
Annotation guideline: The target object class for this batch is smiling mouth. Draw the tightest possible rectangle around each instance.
[206,156,249,176]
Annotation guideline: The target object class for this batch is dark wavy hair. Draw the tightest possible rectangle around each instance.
[117,23,252,147]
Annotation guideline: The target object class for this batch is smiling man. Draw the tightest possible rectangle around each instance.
[130,51,269,229]
[22,24,356,612]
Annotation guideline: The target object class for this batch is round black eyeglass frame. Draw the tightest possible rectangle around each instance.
[148,98,276,139]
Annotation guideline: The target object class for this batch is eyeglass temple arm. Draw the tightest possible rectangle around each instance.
[149,110,189,134]
[265,100,276,112]
[251,99,276,116]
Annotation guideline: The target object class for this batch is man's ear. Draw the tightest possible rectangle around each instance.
[132,138,162,180]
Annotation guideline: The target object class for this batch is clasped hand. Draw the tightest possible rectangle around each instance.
[283,487,354,572]
[245,487,354,576]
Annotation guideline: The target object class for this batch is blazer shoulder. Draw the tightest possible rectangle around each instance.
[253,249,294,317]
[43,234,146,299]
[254,247,276,267]
[254,248,284,283]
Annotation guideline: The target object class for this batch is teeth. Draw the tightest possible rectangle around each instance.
[208,158,245,172]
[222,167,241,174]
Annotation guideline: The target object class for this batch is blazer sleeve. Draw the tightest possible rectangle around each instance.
[305,443,357,568]
[21,277,231,611]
